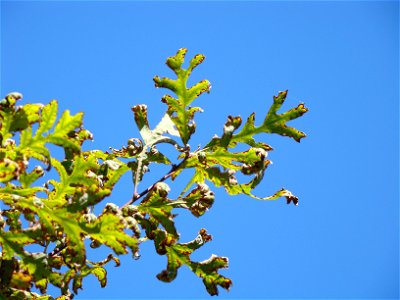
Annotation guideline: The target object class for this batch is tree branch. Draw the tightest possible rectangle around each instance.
[46,156,189,259]
[122,155,189,209]
[48,242,68,258]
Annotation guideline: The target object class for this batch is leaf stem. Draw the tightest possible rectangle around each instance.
[48,242,68,258]
[133,157,142,198]
[122,155,189,208]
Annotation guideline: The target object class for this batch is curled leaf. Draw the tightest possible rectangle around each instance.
[155,229,231,296]
[178,183,215,217]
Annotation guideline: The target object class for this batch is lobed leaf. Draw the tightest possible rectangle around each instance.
[154,48,211,144]
[82,209,138,256]
[37,100,57,136]
[173,90,307,205]
[155,229,231,296]
[138,182,178,237]
[9,103,42,132]
[53,110,83,137]
[232,90,308,145]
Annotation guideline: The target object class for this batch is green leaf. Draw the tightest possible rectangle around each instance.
[177,183,214,217]
[37,100,58,136]
[46,208,86,261]
[154,48,211,144]
[138,182,178,236]
[47,154,121,211]
[156,229,232,296]
[232,90,308,144]
[177,146,269,195]
[191,255,232,296]
[101,159,130,189]
[0,230,38,259]
[181,150,299,205]
[47,134,80,153]
[82,210,138,256]
[0,109,13,142]
[18,139,52,168]
[19,126,33,148]
[20,253,53,293]
[174,90,307,205]
[49,158,78,202]
[0,185,44,199]
[19,166,45,188]
[132,104,152,144]
[0,158,19,183]
[51,158,69,187]
[256,188,299,205]
[72,275,82,294]
[9,103,42,132]
[146,147,171,165]
[53,110,83,137]
[36,296,54,300]
[9,289,42,299]
[90,267,107,288]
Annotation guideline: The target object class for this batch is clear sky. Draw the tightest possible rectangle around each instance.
[1,1,399,299]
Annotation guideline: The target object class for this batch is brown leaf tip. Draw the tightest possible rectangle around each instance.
[286,195,299,206]
[199,228,213,243]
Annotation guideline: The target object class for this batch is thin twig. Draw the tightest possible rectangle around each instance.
[48,242,68,258]
[133,157,142,199]
[122,155,189,208]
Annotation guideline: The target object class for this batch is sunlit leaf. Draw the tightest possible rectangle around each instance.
[9,103,42,132]
[81,210,138,256]
[154,48,211,144]
[53,110,83,137]
[138,182,178,237]
[174,91,307,205]
[37,100,58,136]
[155,229,231,296]
[90,267,107,288]
[177,183,214,217]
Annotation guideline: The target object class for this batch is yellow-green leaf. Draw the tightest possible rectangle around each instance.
[37,100,58,136]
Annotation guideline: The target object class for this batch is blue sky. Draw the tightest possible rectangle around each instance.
[1,1,399,299]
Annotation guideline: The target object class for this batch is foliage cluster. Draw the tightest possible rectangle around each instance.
[0,49,307,299]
